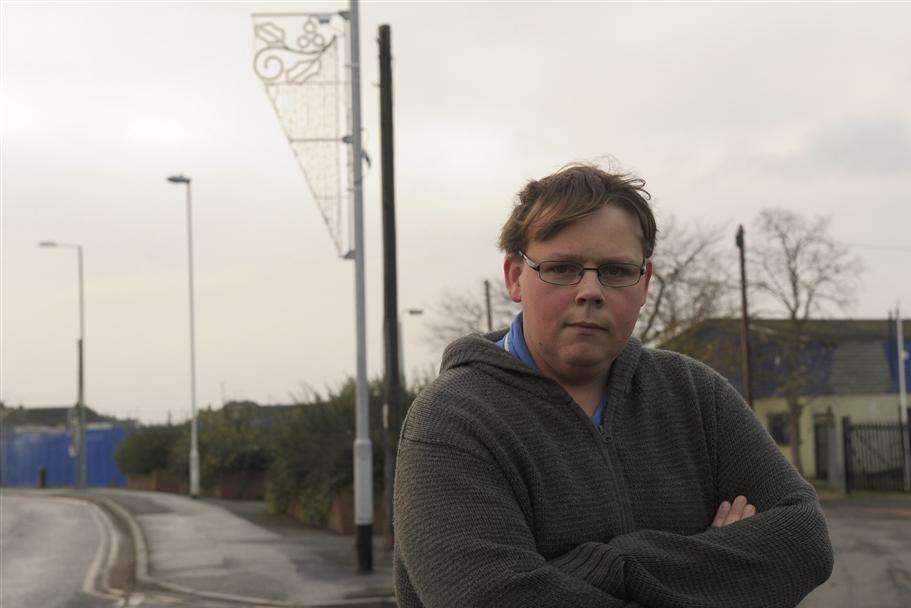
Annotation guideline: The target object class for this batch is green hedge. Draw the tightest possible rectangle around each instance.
[166,403,273,488]
[265,377,390,516]
[115,376,420,520]
[115,424,183,475]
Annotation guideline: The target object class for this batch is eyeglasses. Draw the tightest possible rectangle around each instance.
[519,251,646,288]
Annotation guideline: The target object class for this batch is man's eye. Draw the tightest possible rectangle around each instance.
[601,264,634,277]
[547,263,578,275]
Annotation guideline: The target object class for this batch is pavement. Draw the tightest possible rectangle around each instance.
[40,487,396,607]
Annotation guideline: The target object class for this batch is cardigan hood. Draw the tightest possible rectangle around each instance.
[438,329,645,403]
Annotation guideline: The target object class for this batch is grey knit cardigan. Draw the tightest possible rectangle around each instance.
[393,332,833,607]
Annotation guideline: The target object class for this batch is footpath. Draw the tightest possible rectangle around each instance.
[87,488,395,607]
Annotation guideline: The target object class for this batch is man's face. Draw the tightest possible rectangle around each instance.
[504,205,652,384]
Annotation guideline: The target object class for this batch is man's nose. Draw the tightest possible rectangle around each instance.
[574,268,604,305]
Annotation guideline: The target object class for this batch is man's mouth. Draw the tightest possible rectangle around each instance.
[567,321,608,331]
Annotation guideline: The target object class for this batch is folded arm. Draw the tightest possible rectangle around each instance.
[394,437,645,608]
[549,374,834,608]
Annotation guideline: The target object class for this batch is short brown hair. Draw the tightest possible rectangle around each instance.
[498,164,657,260]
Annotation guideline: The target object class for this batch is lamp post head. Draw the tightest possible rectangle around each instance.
[167,174,191,184]
[39,241,58,248]
[405,308,424,317]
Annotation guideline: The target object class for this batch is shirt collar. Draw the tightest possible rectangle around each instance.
[500,312,539,373]
[496,312,607,425]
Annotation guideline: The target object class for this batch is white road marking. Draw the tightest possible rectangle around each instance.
[82,499,110,595]
[52,496,123,601]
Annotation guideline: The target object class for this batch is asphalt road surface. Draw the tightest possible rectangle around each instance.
[4,489,908,607]
[0,490,331,608]
[800,494,911,607]
[0,491,118,608]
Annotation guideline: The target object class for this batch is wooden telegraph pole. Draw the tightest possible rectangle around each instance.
[736,225,754,408]
[378,23,401,549]
[484,280,493,332]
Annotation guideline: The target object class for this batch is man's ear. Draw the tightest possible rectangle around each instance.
[503,255,523,303]
[638,260,653,307]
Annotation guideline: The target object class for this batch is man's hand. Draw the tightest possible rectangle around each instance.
[711,495,757,528]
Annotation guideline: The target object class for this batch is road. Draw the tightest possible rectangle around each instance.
[0,491,115,608]
[800,494,911,607]
[0,491,249,608]
[0,489,370,608]
[3,488,908,607]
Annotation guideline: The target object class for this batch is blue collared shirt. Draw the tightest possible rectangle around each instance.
[496,312,606,427]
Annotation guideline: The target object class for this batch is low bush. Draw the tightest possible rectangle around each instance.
[266,377,393,517]
[115,375,420,522]
[115,424,183,476]
[167,403,275,489]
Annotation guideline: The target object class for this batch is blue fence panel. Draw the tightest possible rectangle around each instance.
[86,425,128,487]
[0,425,128,488]
[0,428,74,487]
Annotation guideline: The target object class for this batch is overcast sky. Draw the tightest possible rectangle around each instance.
[3,1,910,423]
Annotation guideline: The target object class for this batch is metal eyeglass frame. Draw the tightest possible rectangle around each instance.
[519,251,646,288]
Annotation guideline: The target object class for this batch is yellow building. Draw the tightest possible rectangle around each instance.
[664,318,910,492]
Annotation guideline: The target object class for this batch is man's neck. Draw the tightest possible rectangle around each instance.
[560,383,605,418]
[507,312,611,415]
[532,355,612,417]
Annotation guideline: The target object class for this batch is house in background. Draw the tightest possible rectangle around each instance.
[664,318,910,490]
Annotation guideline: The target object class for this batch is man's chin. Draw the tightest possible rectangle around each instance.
[561,346,611,368]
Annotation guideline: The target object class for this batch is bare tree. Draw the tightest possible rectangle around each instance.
[636,216,736,348]
[426,278,520,349]
[750,208,863,476]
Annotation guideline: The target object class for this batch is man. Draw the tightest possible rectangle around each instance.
[394,164,833,607]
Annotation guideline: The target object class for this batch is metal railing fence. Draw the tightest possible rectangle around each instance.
[843,417,910,493]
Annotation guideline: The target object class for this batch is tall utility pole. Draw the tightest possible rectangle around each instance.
[378,23,400,550]
[897,305,910,493]
[39,241,87,489]
[348,0,373,573]
[735,226,754,409]
[167,174,200,499]
[484,280,493,332]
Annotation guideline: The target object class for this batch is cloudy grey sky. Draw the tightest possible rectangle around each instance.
[3,1,910,423]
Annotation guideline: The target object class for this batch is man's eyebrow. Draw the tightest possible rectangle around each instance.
[600,258,643,266]
[545,252,642,265]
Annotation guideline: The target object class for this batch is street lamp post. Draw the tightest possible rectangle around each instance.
[39,240,87,489]
[167,174,200,498]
